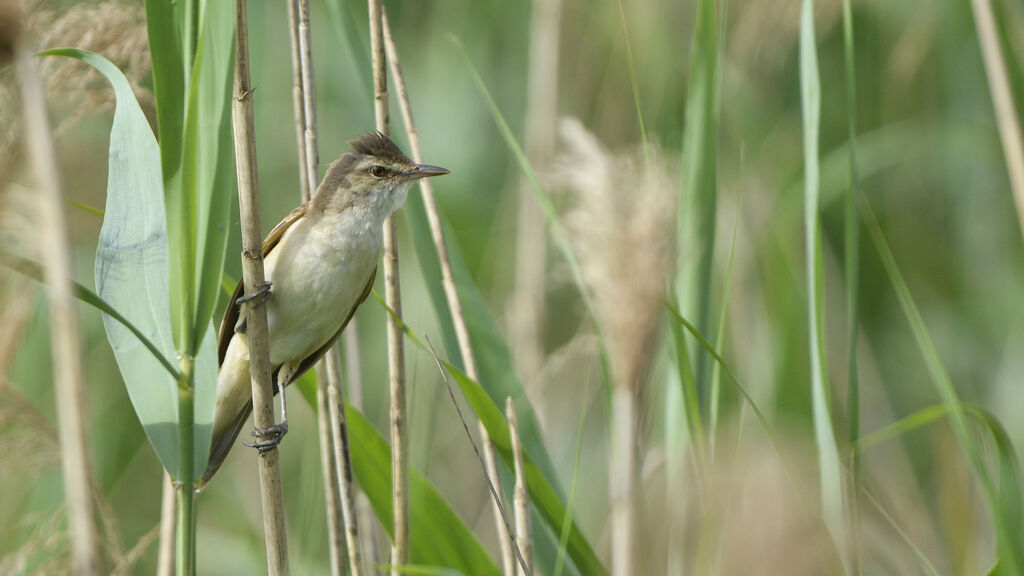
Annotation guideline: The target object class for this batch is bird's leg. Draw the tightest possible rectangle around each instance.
[236,280,273,306]
[244,368,291,453]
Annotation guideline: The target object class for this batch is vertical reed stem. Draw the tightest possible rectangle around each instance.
[506,398,534,576]
[969,0,1024,240]
[325,348,365,576]
[17,40,101,576]
[380,12,516,573]
[284,1,351,573]
[510,0,562,403]
[368,1,408,572]
[232,1,290,572]
[610,387,636,576]
[157,471,176,576]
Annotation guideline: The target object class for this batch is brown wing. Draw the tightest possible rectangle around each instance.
[283,266,376,385]
[217,203,309,365]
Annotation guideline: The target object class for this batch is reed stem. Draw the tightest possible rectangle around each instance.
[17,39,101,576]
[380,13,517,572]
[506,398,534,576]
[368,1,408,572]
[232,1,290,572]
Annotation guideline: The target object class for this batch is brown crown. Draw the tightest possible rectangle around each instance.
[347,131,413,165]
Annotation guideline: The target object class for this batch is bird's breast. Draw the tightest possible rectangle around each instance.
[262,209,381,366]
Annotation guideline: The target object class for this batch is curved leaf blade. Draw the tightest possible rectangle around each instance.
[39,48,183,477]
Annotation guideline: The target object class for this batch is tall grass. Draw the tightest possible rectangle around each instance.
[5,2,1024,575]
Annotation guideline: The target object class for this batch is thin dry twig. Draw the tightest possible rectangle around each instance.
[232,1,289,572]
[506,397,534,576]
[969,0,1024,240]
[380,11,517,574]
[17,31,101,576]
[367,1,408,573]
[424,338,532,576]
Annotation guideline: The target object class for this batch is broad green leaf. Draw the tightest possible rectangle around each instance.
[294,374,500,574]
[347,406,502,575]
[39,49,182,477]
[799,0,846,562]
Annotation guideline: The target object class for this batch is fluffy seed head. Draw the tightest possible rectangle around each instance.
[551,118,677,392]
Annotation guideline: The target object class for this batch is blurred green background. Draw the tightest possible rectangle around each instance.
[3,0,1024,574]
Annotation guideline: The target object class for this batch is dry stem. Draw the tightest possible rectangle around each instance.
[510,0,563,400]
[610,387,637,576]
[506,398,534,576]
[284,1,350,573]
[969,0,1024,240]
[232,1,289,572]
[17,40,101,576]
[380,11,517,574]
[368,1,408,572]
[157,471,176,576]
[325,348,365,576]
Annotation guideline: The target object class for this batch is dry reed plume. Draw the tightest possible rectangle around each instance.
[552,117,676,393]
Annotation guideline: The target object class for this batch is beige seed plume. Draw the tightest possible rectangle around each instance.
[551,117,676,392]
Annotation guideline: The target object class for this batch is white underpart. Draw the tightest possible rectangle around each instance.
[213,179,412,434]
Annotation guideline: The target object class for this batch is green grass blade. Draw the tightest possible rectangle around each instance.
[552,385,590,576]
[840,0,862,570]
[614,0,649,162]
[452,37,614,402]
[188,0,235,353]
[39,48,184,477]
[374,293,609,576]
[677,0,721,404]
[347,407,503,575]
[295,374,503,575]
[708,186,742,457]
[0,250,179,380]
[799,0,846,561]
[861,197,1024,574]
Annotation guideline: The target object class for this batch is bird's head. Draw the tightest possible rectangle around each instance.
[313,132,448,217]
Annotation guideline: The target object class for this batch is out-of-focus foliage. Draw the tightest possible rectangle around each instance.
[3,0,1024,573]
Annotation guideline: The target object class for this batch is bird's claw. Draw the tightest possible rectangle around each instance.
[243,421,288,453]
[236,281,272,306]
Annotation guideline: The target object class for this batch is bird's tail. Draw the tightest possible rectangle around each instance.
[200,399,254,487]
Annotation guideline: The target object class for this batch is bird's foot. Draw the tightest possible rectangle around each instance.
[236,281,272,306]
[243,420,288,453]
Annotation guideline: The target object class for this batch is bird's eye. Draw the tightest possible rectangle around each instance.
[369,165,388,178]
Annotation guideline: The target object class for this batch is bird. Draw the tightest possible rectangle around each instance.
[202,132,448,485]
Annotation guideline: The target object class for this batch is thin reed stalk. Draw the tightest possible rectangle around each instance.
[157,472,176,576]
[232,1,289,572]
[610,387,636,576]
[506,398,534,576]
[509,0,562,406]
[380,12,516,574]
[969,0,1024,240]
[368,1,408,572]
[17,38,101,576]
[286,0,309,199]
[284,1,349,573]
[325,348,365,576]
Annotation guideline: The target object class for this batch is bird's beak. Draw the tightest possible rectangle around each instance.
[404,164,450,180]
